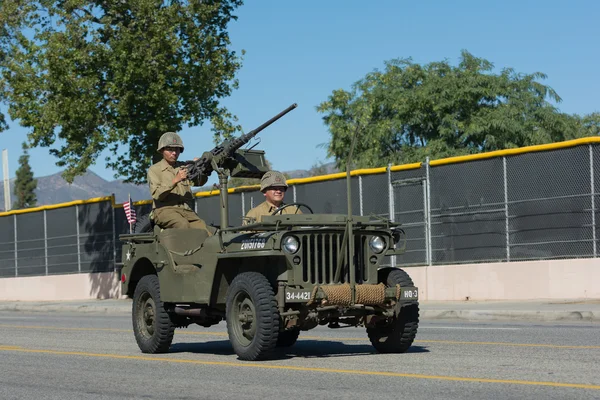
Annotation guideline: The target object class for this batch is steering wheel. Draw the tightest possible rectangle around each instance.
[270,202,314,215]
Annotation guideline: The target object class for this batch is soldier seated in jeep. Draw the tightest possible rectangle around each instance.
[243,170,302,225]
[147,131,212,233]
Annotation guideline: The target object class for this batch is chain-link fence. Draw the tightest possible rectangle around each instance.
[0,199,117,278]
[1,141,598,278]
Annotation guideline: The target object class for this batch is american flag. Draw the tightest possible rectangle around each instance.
[123,198,137,225]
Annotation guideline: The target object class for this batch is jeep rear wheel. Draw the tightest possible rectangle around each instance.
[132,274,175,353]
[226,272,279,361]
[367,269,419,353]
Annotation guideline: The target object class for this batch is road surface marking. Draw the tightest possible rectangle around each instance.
[419,326,521,330]
[0,345,598,391]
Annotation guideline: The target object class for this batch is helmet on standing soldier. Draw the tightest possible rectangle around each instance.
[157,132,185,153]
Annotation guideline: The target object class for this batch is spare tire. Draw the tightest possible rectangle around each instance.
[133,213,153,233]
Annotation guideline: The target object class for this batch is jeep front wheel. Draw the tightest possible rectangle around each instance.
[367,269,419,353]
[132,274,175,353]
[226,272,279,361]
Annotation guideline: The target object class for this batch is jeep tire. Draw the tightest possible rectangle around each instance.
[367,268,419,353]
[226,272,279,361]
[132,274,175,353]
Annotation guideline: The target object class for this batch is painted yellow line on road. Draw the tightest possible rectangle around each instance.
[0,345,598,391]
[0,345,23,350]
[0,325,132,334]
[415,339,600,349]
[2,324,600,349]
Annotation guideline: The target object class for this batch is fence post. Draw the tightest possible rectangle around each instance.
[425,157,432,266]
[591,145,596,257]
[387,164,396,268]
[422,177,430,266]
[358,175,363,216]
[241,192,246,217]
[44,209,48,275]
[503,156,510,262]
[13,214,17,277]
[112,197,117,271]
[76,204,81,273]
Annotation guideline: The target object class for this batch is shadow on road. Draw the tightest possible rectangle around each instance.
[169,339,429,360]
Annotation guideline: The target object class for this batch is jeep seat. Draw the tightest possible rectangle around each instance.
[156,228,209,266]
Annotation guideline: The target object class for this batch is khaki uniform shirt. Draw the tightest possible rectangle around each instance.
[148,159,208,211]
[243,201,302,225]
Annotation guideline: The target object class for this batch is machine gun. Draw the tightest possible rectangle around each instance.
[185,103,297,181]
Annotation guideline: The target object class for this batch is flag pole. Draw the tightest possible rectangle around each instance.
[128,193,132,234]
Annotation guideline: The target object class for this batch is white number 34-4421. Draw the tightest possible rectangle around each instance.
[286,291,311,301]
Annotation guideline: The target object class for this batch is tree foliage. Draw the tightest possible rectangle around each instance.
[13,142,37,209]
[0,0,243,183]
[573,112,600,138]
[317,50,595,169]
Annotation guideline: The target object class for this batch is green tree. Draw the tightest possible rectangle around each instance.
[317,50,592,169]
[0,0,244,184]
[573,113,600,137]
[13,142,37,209]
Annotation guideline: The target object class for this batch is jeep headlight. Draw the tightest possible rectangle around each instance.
[282,236,299,254]
[369,236,386,253]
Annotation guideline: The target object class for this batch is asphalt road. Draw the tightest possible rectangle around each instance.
[0,312,599,399]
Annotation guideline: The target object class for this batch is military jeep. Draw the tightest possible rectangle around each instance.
[118,105,419,361]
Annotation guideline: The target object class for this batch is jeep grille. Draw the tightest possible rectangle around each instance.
[300,233,367,284]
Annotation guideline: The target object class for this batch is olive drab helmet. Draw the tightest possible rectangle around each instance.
[157,132,184,153]
[260,170,288,192]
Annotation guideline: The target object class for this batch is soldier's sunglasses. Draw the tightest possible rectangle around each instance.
[269,187,287,192]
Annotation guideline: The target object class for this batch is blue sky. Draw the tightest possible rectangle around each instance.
[1,0,599,184]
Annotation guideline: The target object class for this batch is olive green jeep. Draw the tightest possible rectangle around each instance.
[118,104,419,361]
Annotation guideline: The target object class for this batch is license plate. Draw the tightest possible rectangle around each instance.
[285,289,312,303]
[400,288,418,300]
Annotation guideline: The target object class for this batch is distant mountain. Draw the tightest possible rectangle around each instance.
[0,170,149,210]
[286,162,339,179]
[0,162,339,211]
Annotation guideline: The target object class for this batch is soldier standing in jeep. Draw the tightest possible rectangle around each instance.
[147,131,211,232]
[243,170,302,225]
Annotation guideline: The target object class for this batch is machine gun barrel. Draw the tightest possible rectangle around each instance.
[185,103,297,181]
[227,103,297,150]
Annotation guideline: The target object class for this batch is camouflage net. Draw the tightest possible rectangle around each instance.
[316,283,387,306]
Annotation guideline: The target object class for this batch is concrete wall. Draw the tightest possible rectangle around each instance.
[0,272,122,301]
[407,258,600,301]
[0,258,598,301]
